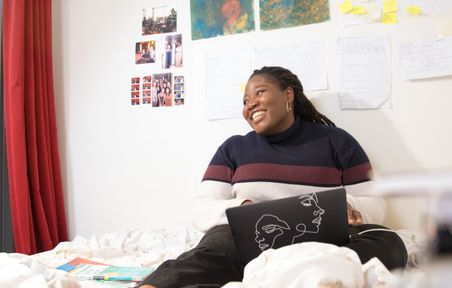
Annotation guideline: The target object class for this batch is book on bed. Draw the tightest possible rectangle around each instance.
[56,257,154,282]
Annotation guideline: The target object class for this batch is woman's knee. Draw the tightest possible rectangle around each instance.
[348,224,407,270]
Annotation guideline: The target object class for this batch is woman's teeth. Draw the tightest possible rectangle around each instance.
[252,111,264,121]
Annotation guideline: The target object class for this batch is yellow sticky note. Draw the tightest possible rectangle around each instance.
[382,0,397,24]
[338,0,354,14]
[382,12,397,24]
[406,5,421,16]
[384,0,397,13]
[240,82,247,93]
[351,6,367,15]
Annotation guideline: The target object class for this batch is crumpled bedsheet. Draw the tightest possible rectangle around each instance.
[0,227,427,288]
[223,242,397,288]
[0,226,203,288]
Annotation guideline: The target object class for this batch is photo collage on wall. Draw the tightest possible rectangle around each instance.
[130,5,185,107]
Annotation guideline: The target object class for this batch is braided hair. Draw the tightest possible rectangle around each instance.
[249,66,335,127]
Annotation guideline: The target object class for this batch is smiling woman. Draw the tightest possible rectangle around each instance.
[242,73,295,136]
[138,66,407,288]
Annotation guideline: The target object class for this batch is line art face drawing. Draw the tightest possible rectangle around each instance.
[254,214,290,251]
[292,193,325,243]
[253,193,325,251]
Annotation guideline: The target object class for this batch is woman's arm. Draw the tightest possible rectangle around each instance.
[190,180,244,232]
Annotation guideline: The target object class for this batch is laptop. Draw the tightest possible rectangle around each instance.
[225,188,349,265]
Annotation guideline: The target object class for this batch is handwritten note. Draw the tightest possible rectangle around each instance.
[253,41,328,91]
[205,47,252,120]
[337,34,392,109]
[400,37,452,80]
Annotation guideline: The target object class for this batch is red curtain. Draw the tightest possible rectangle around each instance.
[2,0,68,254]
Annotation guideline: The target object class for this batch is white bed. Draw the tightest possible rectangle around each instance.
[0,226,428,288]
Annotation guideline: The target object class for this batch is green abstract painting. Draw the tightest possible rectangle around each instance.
[190,0,255,40]
[260,0,330,31]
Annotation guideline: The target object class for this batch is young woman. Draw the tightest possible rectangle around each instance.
[139,66,407,288]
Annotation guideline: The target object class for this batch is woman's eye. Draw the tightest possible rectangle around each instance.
[256,90,265,95]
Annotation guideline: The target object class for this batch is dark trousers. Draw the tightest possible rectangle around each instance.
[139,224,407,288]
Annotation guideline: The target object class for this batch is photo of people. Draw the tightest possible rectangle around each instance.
[142,75,152,105]
[174,75,184,106]
[174,75,184,83]
[135,40,156,65]
[152,73,173,107]
[162,34,183,69]
[130,77,141,106]
[142,6,177,35]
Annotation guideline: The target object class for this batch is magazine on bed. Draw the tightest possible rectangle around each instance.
[56,257,154,282]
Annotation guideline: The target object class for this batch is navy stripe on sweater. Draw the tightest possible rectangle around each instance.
[202,118,372,187]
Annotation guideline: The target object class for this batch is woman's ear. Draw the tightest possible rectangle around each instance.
[286,87,295,103]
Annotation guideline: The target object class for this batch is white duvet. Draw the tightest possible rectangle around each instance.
[0,227,428,288]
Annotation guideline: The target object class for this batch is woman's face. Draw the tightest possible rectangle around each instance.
[242,75,294,136]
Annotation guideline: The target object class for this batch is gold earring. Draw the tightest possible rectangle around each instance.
[286,101,292,113]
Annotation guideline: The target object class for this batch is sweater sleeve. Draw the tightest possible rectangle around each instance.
[190,139,244,232]
[333,129,387,224]
[190,181,244,232]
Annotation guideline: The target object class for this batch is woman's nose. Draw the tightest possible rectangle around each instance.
[246,99,257,110]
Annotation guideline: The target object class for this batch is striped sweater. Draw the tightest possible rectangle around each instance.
[190,118,386,232]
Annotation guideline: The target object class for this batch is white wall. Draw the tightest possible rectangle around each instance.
[53,0,452,238]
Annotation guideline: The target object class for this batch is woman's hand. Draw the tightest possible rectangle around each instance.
[139,285,156,288]
[241,199,253,205]
[347,203,363,225]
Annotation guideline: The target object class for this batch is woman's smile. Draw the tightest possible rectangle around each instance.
[250,110,265,123]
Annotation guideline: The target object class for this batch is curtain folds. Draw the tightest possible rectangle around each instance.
[1,0,16,253]
[2,0,67,254]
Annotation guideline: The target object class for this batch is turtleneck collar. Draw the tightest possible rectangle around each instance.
[261,117,302,144]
